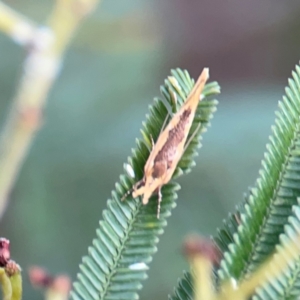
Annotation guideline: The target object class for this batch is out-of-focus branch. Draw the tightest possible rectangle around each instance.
[6,261,22,300]
[183,236,220,300]
[183,233,300,300]
[228,235,300,299]
[0,0,100,218]
[0,2,37,45]
[29,266,70,300]
[0,238,22,300]
[0,269,12,300]
[217,234,300,299]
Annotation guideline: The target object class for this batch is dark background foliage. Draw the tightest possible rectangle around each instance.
[1,0,300,299]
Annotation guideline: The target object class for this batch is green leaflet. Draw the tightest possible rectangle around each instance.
[70,69,220,300]
[168,272,193,300]
[170,64,300,300]
[218,65,300,281]
[254,204,300,300]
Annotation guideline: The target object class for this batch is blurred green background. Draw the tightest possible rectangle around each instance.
[1,0,300,299]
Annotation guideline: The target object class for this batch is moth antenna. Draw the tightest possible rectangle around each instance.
[157,187,162,219]
[121,188,133,201]
[122,179,145,201]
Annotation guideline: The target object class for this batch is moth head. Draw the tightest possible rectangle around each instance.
[132,179,146,197]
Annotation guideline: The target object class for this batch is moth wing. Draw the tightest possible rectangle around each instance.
[144,68,209,172]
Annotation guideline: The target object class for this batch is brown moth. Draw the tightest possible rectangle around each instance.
[122,68,209,217]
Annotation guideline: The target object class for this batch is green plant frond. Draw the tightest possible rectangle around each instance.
[169,64,300,300]
[168,271,193,300]
[70,69,220,300]
[254,203,300,299]
[215,206,243,253]
[217,65,300,281]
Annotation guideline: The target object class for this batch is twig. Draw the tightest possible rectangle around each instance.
[0,2,36,46]
[217,235,300,300]
[0,0,100,218]
[29,266,70,300]
[183,236,220,300]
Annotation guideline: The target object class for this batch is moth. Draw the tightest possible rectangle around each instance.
[122,68,209,217]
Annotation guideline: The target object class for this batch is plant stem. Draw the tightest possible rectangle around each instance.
[0,268,12,300]
[193,256,213,300]
[0,2,36,45]
[0,0,100,218]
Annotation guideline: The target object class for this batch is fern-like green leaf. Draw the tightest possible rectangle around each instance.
[70,69,220,300]
[170,64,300,300]
[168,272,193,300]
[254,203,300,300]
[218,65,300,281]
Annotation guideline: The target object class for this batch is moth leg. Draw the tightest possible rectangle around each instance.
[148,113,169,150]
[160,113,170,135]
[157,186,162,219]
[184,122,201,152]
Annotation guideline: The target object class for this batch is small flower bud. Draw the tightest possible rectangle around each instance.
[29,266,71,296]
[183,235,221,265]
[52,275,71,296]
[5,260,21,277]
[0,238,10,267]
[29,266,53,288]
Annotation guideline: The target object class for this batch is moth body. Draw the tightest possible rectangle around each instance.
[123,68,209,217]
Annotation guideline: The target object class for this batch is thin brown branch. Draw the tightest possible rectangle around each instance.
[0,0,100,218]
